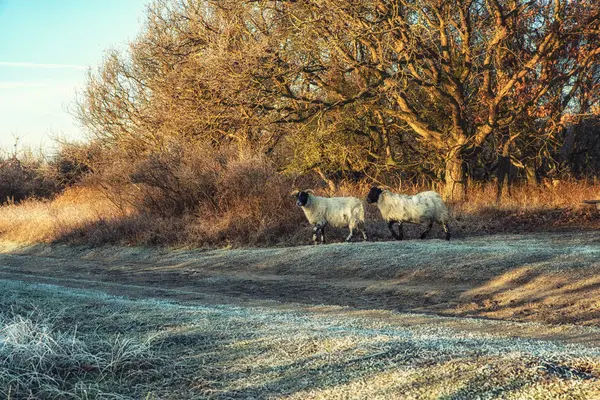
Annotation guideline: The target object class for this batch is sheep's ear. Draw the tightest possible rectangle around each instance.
[290,190,300,198]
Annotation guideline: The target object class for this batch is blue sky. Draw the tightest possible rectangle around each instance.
[0,0,148,152]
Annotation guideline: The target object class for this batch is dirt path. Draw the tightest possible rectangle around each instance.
[1,231,600,345]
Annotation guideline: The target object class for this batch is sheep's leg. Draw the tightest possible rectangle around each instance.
[388,221,403,240]
[320,225,326,244]
[442,222,451,241]
[359,221,368,241]
[345,226,354,242]
[419,221,434,239]
[312,225,321,245]
[387,221,398,239]
[359,224,368,242]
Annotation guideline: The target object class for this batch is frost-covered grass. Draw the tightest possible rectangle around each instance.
[0,279,599,399]
[0,293,162,398]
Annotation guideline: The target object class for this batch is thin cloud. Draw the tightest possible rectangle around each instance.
[0,61,87,70]
[0,81,51,89]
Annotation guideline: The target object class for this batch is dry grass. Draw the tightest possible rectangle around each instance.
[0,180,303,247]
[464,180,600,210]
[452,181,600,236]
[0,179,598,247]
[0,186,121,244]
[0,278,598,399]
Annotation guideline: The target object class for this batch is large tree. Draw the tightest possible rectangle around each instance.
[248,0,600,199]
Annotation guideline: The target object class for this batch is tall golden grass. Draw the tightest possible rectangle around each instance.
[0,186,121,244]
[463,180,600,211]
[0,178,598,247]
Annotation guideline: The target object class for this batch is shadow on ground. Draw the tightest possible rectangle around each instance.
[1,231,600,329]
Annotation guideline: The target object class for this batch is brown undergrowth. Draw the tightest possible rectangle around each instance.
[0,178,598,247]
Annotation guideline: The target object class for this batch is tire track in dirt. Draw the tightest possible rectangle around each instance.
[1,233,600,347]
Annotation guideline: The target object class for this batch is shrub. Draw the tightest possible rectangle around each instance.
[129,141,221,217]
[64,140,303,247]
[195,151,303,246]
[0,140,99,205]
[0,157,60,204]
[51,141,100,187]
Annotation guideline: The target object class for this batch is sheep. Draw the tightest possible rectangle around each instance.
[291,189,368,244]
[366,186,451,241]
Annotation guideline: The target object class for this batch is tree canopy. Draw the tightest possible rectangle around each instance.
[77,0,600,200]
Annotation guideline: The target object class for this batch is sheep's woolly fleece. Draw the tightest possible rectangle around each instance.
[296,193,365,229]
[375,189,450,224]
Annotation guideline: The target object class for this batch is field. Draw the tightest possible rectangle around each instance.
[1,232,600,398]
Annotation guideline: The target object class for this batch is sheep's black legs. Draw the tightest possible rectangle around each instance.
[360,228,368,241]
[420,221,434,239]
[442,222,451,241]
[312,225,321,245]
[388,221,403,240]
[312,224,326,244]
[387,221,397,239]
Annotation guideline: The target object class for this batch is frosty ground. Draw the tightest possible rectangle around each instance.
[0,232,599,398]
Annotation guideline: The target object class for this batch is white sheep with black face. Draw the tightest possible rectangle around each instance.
[291,190,368,244]
[366,186,451,240]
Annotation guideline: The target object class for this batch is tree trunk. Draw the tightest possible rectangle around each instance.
[313,167,336,195]
[496,128,512,204]
[524,159,538,187]
[443,148,467,202]
[559,125,576,164]
[496,153,510,203]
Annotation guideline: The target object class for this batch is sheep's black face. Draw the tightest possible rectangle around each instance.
[296,191,309,207]
[366,187,382,204]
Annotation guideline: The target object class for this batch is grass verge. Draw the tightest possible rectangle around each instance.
[0,279,599,399]
[0,181,598,247]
